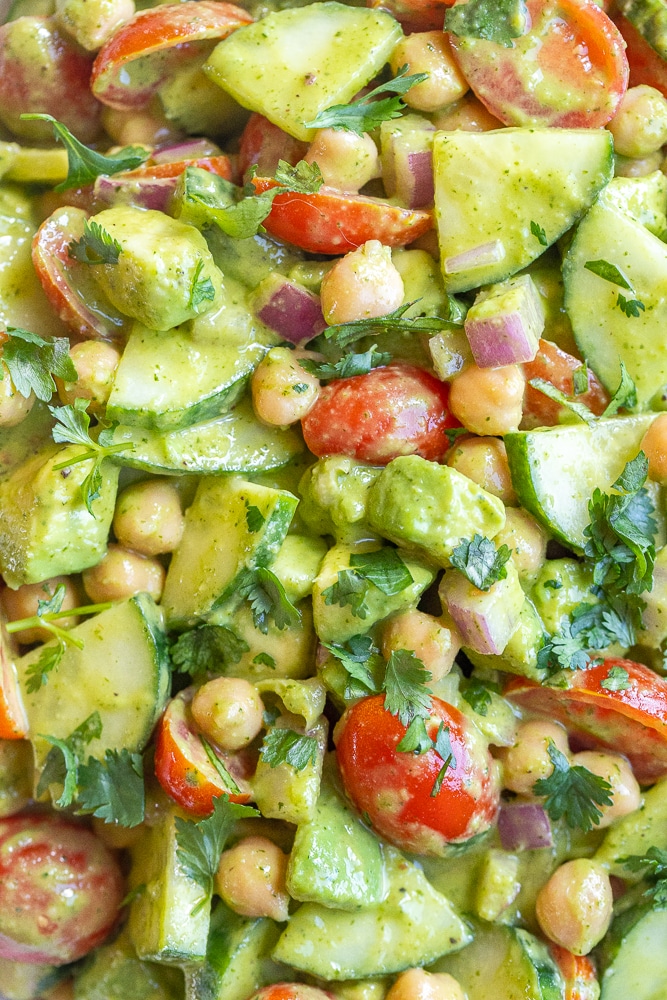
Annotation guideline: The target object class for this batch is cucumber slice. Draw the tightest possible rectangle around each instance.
[16,595,170,785]
[73,929,184,1000]
[505,414,660,550]
[433,922,564,1000]
[433,128,613,293]
[594,776,667,876]
[203,2,402,141]
[563,199,667,405]
[599,902,667,1000]
[616,0,667,58]
[108,398,303,475]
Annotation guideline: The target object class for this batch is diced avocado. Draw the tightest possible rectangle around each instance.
[269,534,327,604]
[598,899,667,1000]
[433,127,613,292]
[0,400,53,480]
[0,739,32,818]
[312,543,436,644]
[161,476,298,628]
[73,929,184,1000]
[208,599,317,681]
[465,598,547,681]
[286,771,387,910]
[203,3,402,142]
[600,171,667,238]
[367,456,505,566]
[2,145,67,186]
[531,559,597,634]
[273,847,471,980]
[474,849,521,923]
[298,457,382,543]
[0,443,118,588]
[458,676,519,748]
[392,248,455,319]
[89,206,222,331]
[253,715,328,825]
[331,982,389,1000]
[594,777,667,876]
[158,61,249,138]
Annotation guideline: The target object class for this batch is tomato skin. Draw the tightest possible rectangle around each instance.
[366,0,456,33]
[239,114,309,180]
[154,688,253,817]
[0,636,27,740]
[302,363,458,465]
[449,0,628,128]
[251,178,433,255]
[521,339,610,428]
[0,815,124,965]
[550,945,599,1000]
[506,659,667,783]
[248,986,335,1000]
[614,12,667,98]
[123,154,233,182]
[336,694,501,856]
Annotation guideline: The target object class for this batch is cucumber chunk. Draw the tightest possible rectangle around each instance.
[599,901,667,1000]
[594,776,667,876]
[616,0,667,59]
[73,929,184,1000]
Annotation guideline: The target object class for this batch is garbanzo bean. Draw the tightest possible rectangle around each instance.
[608,85,667,158]
[386,967,467,1000]
[493,508,548,586]
[57,341,121,414]
[446,436,517,504]
[1,575,83,645]
[0,362,34,427]
[251,347,320,427]
[191,676,264,751]
[641,413,667,483]
[305,128,380,192]
[499,720,570,797]
[113,478,185,556]
[215,835,290,921]
[320,240,405,325]
[381,609,460,683]
[571,751,641,828]
[390,32,469,113]
[82,544,164,603]
[449,364,525,436]
[536,859,613,955]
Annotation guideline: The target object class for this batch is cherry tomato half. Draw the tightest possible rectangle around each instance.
[336,694,501,856]
[506,659,667,783]
[367,0,456,33]
[448,0,629,128]
[248,986,335,1000]
[301,363,459,465]
[0,634,27,741]
[614,12,667,98]
[549,944,599,1000]
[239,114,309,181]
[521,339,609,428]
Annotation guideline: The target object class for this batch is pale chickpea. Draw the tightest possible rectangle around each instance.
[432,93,503,132]
[214,835,290,921]
[494,508,548,586]
[608,85,667,158]
[381,609,460,683]
[113,479,185,556]
[449,363,525,436]
[571,751,641,828]
[0,362,34,427]
[446,436,516,505]
[251,347,320,427]
[641,413,667,483]
[320,241,405,325]
[57,341,121,415]
[389,32,469,113]
[191,676,264,751]
[499,719,570,797]
[1,575,84,645]
[386,968,466,1000]
[536,859,613,955]
[56,0,136,51]
[305,129,380,192]
[616,150,663,176]
[82,544,164,603]
[101,104,181,148]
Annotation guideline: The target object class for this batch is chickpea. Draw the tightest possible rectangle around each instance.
[101,104,181,148]
[536,859,613,955]
[113,479,185,556]
[389,32,469,113]
[449,363,525,436]
[82,544,165,603]
[446,436,516,504]
[608,85,667,158]
[191,677,264,751]
[641,414,667,483]
[499,719,570,797]
[494,508,548,586]
[1,576,83,645]
[305,129,380,192]
[0,362,34,427]
[432,93,503,132]
[381,609,460,683]
[616,150,663,176]
[215,835,290,921]
[571,751,641,828]
[55,0,135,51]
[56,341,121,415]
[251,347,320,427]
[320,241,405,326]
[386,969,466,1000]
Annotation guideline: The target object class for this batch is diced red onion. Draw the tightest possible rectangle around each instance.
[498,801,553,851]
[381,119,434,201]
[152,138,220,163]
[464,275,544,368]
[94,173,177,212]
[253,273,326,344]
[395,149,434,209]
[444,239,505,276]
[439,569,522,656]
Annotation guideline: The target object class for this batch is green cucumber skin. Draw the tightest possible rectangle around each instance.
[617,0,667,59]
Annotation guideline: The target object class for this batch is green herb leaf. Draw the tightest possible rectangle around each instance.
[530,220,548,246]
[349,548,413,595]
[274,158,323,193]
[461,677,499,716]
[617,293,645,318]
[245,502,266,533]
[533,740,613,831]
[621,848,667,909]
[303,66,429,135]
[299,344,392,380]
[445,0,529,46]
[24,641,66,694]
[383,649,432,727]
[584,259,634,290]
[0,328,77,402]
[260,728,320,770]
[69,219,123,266]
[170,624,249,681]
[430,721,456,797]
[528,377,596,425]
[76,749,145,827]
[602,361,637,416]
[572,363,589,397]
[450,534,512,591]
[37,584,66,617]
[601,665,631,691]
[200,736,241,795]
[253,652,276,668]
[396,715,433,754]
[322,634,382,700]
[188,259,215,310]
[37,711,103,807]
[322,569,370,619]
[536,617,598,675]
[20,114,149,191]
[324,301,457,349]
[237,567,301,634]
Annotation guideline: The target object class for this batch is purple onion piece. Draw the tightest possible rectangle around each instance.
[253,273,326,345]
[439,567,523,656]
[444,239,505,276]
[152,138,220,163]
[94,173,178,212]
[395,149,434,209]
[498,801,553,851]
[464,274,544,368]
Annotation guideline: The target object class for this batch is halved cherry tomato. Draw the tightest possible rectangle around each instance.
[32,208,132,342]
[367,0,456,33]
[251,178,433,255]
[521,339,610,428]
[248,986,335,1000]
[91,1,253,110]
[154,688,253,817]
[239,114,309,181]
[302,362,459,464]
[122,154,233,182]
[550,945,599,1000]
[0,628,27,741]
[614,12,667,98]
[448,0,629,128]
[0,815,123,965]
[336,694,501,856]
[506,659,667,783]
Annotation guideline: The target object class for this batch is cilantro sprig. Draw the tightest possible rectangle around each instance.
[323,301,459,350]
[529,360,637,425]
[322,549,413,620]
[169,624,249,682]
[583,258,646,318]
[303,65,428,135]
[533,740,613,832]
[445,0,529,47]
[383,649,432,727]
[450,534,512,591]
[0,328,77,401]
[69,219,123,266]
[187,259,216,310]
[259,727,320,771]
[621,848,667,909]
[322,633,382,700]
[299,344,392,381]
[236,567,301,634]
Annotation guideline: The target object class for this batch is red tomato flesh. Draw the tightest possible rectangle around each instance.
[249,986,335,1000]
[239,114,309,181]
[301,363,458,465]
[366,0,456,33]
[614,12,667,98]
[506,659,667,783]
[336,694,501,856]
[0,636,27,740]
[550,944,599,1000]
[521,339,610,428]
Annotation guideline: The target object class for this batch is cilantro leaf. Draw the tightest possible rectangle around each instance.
[188,259,215,310]
[0,328,77,402]
[37,711,103,807]
[299,344,392,380]
[77,749,145,827]
[583,259,634,290]
[253,652,276,668]
[396,715,433,754]
[324,301,457,349]
[430,721,456,797]
[303,66,428,135]
[450,534,512,591]
[530,221,548,246]
[322,569,370,619]
[200,736,241,795]
[273,158,323,193]
[260,728,320,770]
[602,361,637,417]
[24,641,66,695]
[533,740,613,832]
[245,503,265,533]
[382,649,432,726]
[601,665,631,691]
[445,0,529,46]
[170,625,249,681]
[621,848,667,910]
[237,567,301,634]
[349,548,413,595]
[536,617,598,675]
[572,363,589,397]
[20,113,149,191]
[528,377,596,425]
[68,219,122,266]
[461,677,499,716]
[617,293,645,318]
[37,584,66,616]
[322,634,382,700]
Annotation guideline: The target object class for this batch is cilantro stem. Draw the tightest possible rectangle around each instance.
[6,600,113,636]
[52,441,133,471]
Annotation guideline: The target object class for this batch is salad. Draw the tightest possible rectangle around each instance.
[1,0,667,997]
